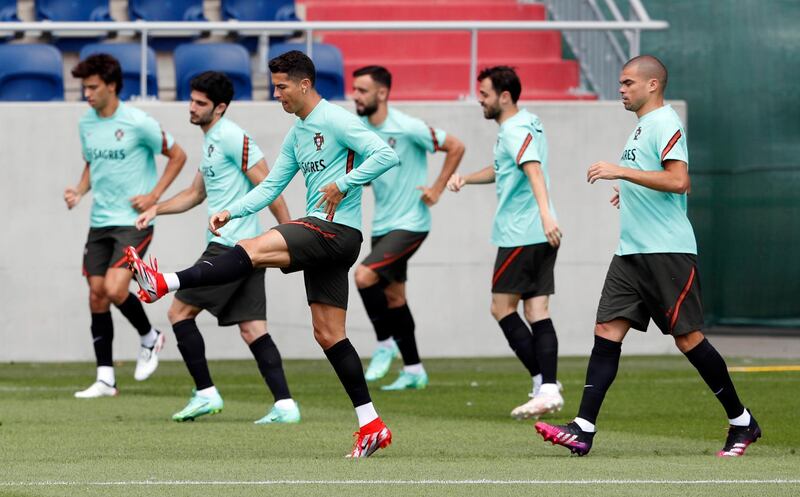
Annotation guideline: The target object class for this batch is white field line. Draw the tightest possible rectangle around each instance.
[1,480,799,486]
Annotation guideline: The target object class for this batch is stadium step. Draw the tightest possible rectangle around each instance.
[320,31,563,60]
[303,0,546,21]
[343,59,588,100]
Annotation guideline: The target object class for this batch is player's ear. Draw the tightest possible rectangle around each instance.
[300,79,311,95]
[215,102,227,116]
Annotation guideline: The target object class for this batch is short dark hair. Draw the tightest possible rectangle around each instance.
[268,50,316,86]
[623,55,668,91]
[352,65,392,90]
[71,53,123,96]
[477,66,521,103]
[190,71,234,110]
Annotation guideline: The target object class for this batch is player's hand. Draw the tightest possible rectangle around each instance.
[587,161,623,184]
[63,187,82,209]
[542,213,562,248]
[136,206,157,230]
[447,173,466,192]
[417,186,441,206]
[610,186,620,209]
[316,183,344,218]
[130,192,158,212]
[209,210,231,237]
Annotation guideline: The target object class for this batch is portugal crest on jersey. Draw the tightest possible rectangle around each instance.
[114,129,124,141]
[634,126,642,141]
[207,144,215,157]
[387,137,397,149]
[314,132,324,151]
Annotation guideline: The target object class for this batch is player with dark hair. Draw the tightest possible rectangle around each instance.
[134,71,298,423]
[534,55,760,457]
[127,51,399,457]
[65,53,186,398]
[351,65,465,389]
[448,66,564,420]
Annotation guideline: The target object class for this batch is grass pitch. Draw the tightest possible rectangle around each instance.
[1,355,798,497]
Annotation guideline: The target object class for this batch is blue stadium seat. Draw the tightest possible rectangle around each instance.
[36,0,112,21]
[0,0,19,22]
[128,0,205,21]
[0,44,63,101]
[79,43,158,100]
[174,43,252,101]
[268,43,344,100]
[221,0,298,21]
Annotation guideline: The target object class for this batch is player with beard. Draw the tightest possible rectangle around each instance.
[134,72,299,423]
[351,65,465,389]
[448,66,564,420]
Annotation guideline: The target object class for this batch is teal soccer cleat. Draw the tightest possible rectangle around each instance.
[380,370,429,391]
[364,343,399,381]
[254,401,301,425]
[172,390,224,422]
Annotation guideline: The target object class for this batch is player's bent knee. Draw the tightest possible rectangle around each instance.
[167,300,200,325]
[674,330,704,353]
[354,265,378,288]
[239,323,267,345]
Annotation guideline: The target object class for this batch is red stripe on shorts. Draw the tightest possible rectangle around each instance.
[669,266,696,331]
[111,232,153,268]
[492,247,524,287]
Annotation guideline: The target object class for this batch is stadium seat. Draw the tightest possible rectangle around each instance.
[0,44,63,101]
[174,43,252,101]
[0,0,19,22]
[79,43,159,100]
[268,43,344,100]
[128,0,205,21]
[221,0,298,21]
[36,0,113,21]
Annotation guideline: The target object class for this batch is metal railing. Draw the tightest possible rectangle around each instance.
[544,0,656,99]
[0,19,668,100]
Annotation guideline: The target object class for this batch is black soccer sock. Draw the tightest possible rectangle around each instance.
[249,334,292,402]
[577,335,622,424]
[323,338,372,408]
[175,244,253,289]
[684,338,745,419]
[531,318,559,384]
[358,284,393,341]
[388,304,421,365]
[91,312,114,367]
[115,292,152,336]
[172,319,213,390]
[498,313,540,377]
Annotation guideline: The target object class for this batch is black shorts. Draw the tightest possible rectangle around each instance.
[175,243,267,326]
[272,217,363,309]
[596,253,704,336]
[491,242,557,299]
[83,226,154,277]
[361,230,428,284]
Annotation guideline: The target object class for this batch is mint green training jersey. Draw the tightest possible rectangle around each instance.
[362,107,447,236]
[200,117,265,247]
[79,102,175,227]
[491,109,554,247]
[227,99,399,231]
[617,104,696,255]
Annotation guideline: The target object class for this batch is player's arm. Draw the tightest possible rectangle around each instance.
[522,161,561,248]
[419,134,465,206]
[587,160,690,194]
[64,162,91,209]
[135,172,207,230]
[134,142,188,211]
[211,132,300,235]
[319,117,399,217]
[245,159,292,224]
[446,165,495,192]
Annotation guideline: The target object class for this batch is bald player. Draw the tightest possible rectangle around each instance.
[534,55,760,457]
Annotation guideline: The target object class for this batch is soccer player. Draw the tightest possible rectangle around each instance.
[351,65,465,389]
[134,72,299,423]
[126,51,399,457]
[534,55,760,457]
[447,66,563,420]
[64,53,186,398]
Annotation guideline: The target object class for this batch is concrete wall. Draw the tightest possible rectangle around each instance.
[0,100,687,362]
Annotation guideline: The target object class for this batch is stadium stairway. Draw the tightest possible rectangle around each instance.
[301,0,596,100]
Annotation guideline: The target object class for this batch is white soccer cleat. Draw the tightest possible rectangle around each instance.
[511,384,564,420]
[74,380,118,398]
[134,330,165,381]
